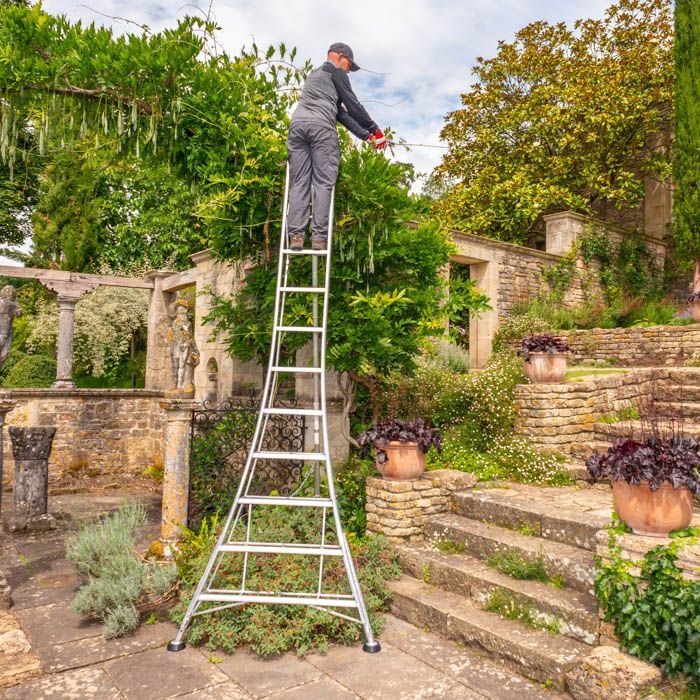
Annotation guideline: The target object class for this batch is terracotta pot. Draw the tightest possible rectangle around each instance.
[690,299,700,323]
[612,480,693,537]
[376,441,426,481]
[524,352,567,383]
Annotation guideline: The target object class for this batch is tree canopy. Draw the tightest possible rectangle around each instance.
[673,0,700,292]
[435,0,673,244]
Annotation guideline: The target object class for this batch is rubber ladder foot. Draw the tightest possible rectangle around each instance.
[167,640,187,652]
[362,641,381,653]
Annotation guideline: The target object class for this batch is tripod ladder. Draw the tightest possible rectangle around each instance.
[168,163,380,654]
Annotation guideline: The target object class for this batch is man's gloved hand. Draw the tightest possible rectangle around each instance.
[368,128,387,150]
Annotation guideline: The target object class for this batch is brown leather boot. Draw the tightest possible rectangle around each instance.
[311,239,327,251]
[289,233,305,251]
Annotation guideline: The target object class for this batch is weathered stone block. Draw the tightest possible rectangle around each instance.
[565,646,662,700]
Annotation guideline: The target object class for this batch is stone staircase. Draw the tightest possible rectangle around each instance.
[387,483,614,692]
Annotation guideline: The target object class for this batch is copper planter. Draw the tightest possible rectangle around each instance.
[690,299,700,323]
[376,441,426,481]
[612,480,693,537]
[524,352,567,384]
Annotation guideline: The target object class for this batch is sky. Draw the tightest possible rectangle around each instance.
[41,0,616,178]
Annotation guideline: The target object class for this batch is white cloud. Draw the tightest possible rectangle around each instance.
[41,0,616,180]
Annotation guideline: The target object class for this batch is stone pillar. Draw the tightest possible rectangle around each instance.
[53,296,78,388]
[159,399,199,555]
[468,260,499,369]
[543,211,587,256]
[145,271,175,391]
[5,427,57,532]
[0,396,16,609]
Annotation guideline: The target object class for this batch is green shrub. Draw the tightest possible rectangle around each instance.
[424,338,471,373]
[172,507,402,656]
[335,455,376,539]
[3,353,56,387]
[492,314,551,353]
[67,502,177,639]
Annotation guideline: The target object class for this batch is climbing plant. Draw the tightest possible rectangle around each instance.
[596,522,700,685]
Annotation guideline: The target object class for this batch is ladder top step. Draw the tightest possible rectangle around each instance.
[280,286,326,293]
[276,326,323,333]
[253,451,327,461]
[282,249,329,256]
[220,543,343,556]
[262,407,323,417]
[238,495,333,508]
[271,366,322,374]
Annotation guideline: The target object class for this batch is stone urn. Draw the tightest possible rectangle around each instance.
[6,427,57,532]
[376,441,426,481]
[689,299,700,323]
[612,480,693,537]
[524,352,568,383]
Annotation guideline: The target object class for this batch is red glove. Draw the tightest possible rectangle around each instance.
[368,128,387,150]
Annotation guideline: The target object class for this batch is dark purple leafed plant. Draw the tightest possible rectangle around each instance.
[520,334,570,359]
[586,436,700,493]
[357,419,442,464]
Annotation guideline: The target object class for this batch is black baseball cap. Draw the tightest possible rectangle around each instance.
[328,42,360,71]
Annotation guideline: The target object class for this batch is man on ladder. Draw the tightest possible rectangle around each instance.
[287,42,387,252]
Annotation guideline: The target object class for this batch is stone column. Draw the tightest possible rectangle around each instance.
[53,295,78,388]
[0,395,16,609]
[543,211,587,256]
[5,427,57,532]
[145,271,175,391]
[159,399,199,556]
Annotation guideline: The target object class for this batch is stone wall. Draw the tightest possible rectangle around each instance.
[514,369,660,451]
[365,470,476,542]
[1,390,165,485]
[560,325,700,367]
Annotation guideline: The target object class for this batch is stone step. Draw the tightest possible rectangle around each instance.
[654,401,700,419]
[594,420,700,441]
[425,513,596,594]
[389,575,590,690]
[396,544,599,645]
[569,440,610,462]
[451,487,610,551]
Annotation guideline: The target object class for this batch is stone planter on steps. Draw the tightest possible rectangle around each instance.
[523,352,567,383]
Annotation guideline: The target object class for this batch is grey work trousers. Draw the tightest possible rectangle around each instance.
[286,121,339,243]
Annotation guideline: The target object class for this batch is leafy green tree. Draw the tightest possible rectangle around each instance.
[436,0,673,244]
[673,0,700,293]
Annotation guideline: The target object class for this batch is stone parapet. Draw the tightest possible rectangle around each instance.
[365,469,477,542]
[560,325,700,367]
[514,369,660,451]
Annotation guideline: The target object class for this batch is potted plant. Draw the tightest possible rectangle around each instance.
[688,292,700,323]
[358,418,442,481]
[586,436,700,536]
[520,334,571,383]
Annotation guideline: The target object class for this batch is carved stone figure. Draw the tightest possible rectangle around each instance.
[166,300,199,398]
[0,285,22,368]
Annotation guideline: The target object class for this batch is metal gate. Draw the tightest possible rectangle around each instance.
[188,394,306,528]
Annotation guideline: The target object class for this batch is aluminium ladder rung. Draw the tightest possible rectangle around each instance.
[198,592,357,608]
[252,451,326,461]
[262,407,323,417]
[219,543,343,556]
[271,366,322,374]
[281,249,329,256]
[276,325,323,333]
[279,286,326,293]
[237,495,333,507]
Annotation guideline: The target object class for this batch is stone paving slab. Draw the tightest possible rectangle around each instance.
[215,648,323,698]
[307,639,482,700]
[266,676,359,699]
[36,621,173,672]
[2,667,122,700]
[174,680,251,699]
[103,646,230,699]
[14,599,102,648]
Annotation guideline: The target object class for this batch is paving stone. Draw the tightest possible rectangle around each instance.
[104,646,229,699]
[14,600,102,649]
[36,621,173,672]
[307,640,478,700]
[3,667,121,699]
[380,615,561,700]
[7,582,79,611]
[0,628,31,654]
[0,652,42,690]
[216,648,322,698]
[266,676,359,699]
[171,680,251,699]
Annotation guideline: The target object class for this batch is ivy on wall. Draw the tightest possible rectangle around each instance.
[595,522,700,685]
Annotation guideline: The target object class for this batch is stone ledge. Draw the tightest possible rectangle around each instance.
[6,389,165,398]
